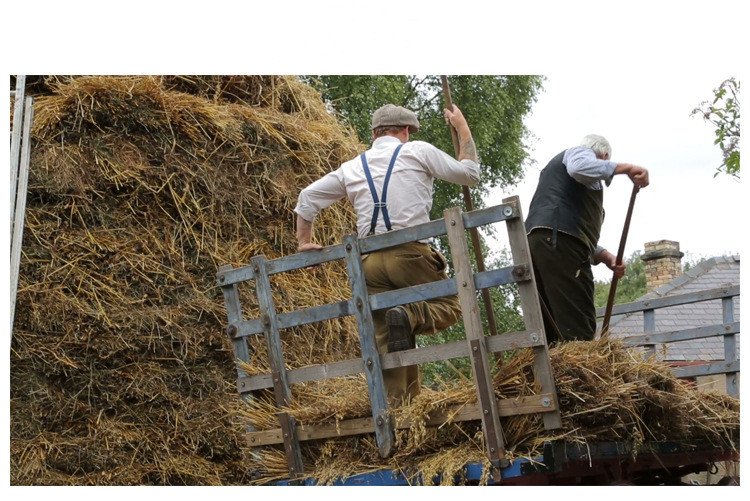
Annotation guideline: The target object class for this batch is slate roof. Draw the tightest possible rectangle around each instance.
[606,255,740,362]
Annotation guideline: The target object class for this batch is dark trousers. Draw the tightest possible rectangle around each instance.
[528,229,596,343]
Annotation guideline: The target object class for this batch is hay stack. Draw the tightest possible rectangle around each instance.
[11,75,364,485]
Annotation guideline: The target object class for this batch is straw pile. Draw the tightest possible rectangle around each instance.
[243,338,739,485]
[11,75,364,485]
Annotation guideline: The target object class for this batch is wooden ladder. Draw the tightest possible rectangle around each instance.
[217,196,562,481]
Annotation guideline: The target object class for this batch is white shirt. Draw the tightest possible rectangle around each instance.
[295,136,480,238]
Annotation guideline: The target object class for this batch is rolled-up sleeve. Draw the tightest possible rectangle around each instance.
[563,147,617,185]
[294,169,346,222]
[415,141,480,186]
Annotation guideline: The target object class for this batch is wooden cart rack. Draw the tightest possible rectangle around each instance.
[216,196,562,481]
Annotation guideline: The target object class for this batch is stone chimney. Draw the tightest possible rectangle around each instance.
[641,240,684,291]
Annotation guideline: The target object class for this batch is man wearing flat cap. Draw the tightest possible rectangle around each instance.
[295,103,479,406]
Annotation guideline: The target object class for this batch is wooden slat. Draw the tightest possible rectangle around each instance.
[236,329,544,393]
[595,286,740,318]
[342,234,394,458]
[10,75,26,224]
[503,195,562,430]
[621,322,740,346]
[358,203,517,255]
[445,207,507,467]
[246,394,558,447]
[251,255,304,475]
[642,309,656,358]
[11,95,33,334]
[671,360,740,379]
[722,297,739,398]
[217,244,348,285]
[218,203,520,286]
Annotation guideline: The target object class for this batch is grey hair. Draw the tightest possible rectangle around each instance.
[580,134,612,158]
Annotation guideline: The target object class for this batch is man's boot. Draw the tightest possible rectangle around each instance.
[386,306,415,352]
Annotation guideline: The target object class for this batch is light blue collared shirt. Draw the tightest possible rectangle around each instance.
[563,146,618,190]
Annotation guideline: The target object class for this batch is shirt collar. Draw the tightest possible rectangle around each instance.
[373,136,402,149]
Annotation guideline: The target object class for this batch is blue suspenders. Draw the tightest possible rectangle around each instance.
[360,144,403,236]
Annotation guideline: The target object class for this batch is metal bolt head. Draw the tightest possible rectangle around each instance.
[227,325,238,337]
[541,397,551,407]
[530,332,540,343]
[503,205,513,217]
[219,275,225,283]
[462,281,467,287]
[366,358,373,367]
[376,417,384,426]
[484,409,489,415]
[450,220,456,226]
[346,243,352,251]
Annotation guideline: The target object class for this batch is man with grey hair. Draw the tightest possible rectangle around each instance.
[525,134,649,342]
[295,103,480,406]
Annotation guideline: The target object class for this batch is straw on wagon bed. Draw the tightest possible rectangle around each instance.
[241,338,739,485]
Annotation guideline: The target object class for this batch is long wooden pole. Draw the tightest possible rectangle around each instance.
[440,76,499,339]
[601,184,640,337]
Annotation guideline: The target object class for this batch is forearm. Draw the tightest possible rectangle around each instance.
[455,125,478,163]
[296,214,314,248]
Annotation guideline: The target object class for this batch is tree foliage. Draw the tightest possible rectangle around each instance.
[692,77,740,178]
[302,75,544,217]
[594,251,647,308]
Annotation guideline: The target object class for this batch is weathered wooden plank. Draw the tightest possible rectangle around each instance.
[251,255,293,406]
[671,360,741,379]
[359,220,446,254]
[621,322,740,346]
[278,412,304,479]
[595,286,740,318]
[445,207,507,468]
[10,75,26,223]
[236,329,544,393]
[219,265,251,377]
[10,95,33,334]
[231,265,527,339]
[246,394,558,447]
[217,244,348,285]
[722,297,738,398]
[462,203,519,229]
[358,203,518,255]
[342,234,394,458]
[218,203,524,286]
[642,309,656,358]
[251,255,304,475]
[503,195,562,431]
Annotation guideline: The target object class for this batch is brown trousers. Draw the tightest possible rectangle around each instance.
[362,242,461,406]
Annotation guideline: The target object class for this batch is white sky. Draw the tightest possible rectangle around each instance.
[489,71,743,281]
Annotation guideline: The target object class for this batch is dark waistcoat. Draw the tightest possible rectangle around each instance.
[524,150,604,254]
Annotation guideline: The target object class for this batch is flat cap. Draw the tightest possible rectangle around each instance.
[371,104,420,133]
